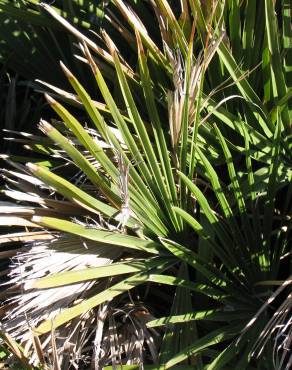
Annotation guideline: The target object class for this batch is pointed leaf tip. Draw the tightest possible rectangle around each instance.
[26,162,38,173]
[45,93,57,105]
[60,61,74,79]
[31,215,42,224]
[135,30,144,55]
[38,119,53,134]
[102,30,116,55]
[82,42,98,74]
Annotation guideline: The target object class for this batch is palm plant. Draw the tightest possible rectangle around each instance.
[0,1,291,369]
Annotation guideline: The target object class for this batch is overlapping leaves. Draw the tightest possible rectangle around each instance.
[1,1,291,369]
